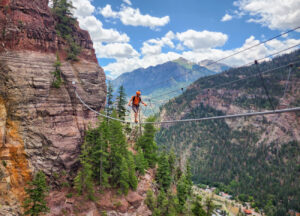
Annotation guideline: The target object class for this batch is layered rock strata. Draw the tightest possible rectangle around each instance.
[0,0,97,62]
[0,0,107,214]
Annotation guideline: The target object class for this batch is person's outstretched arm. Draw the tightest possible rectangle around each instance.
[141,100,147,106]
[128,96,133,106]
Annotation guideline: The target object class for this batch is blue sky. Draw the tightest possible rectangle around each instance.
[70,0,300,78]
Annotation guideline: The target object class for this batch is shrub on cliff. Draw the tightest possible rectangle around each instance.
[23,171,49,216]
[52,0,81,61]
[52,54,63,88]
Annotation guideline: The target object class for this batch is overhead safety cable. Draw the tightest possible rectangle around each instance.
[140,26,300,93]
[148,59,300,106]
[147,44,300,103]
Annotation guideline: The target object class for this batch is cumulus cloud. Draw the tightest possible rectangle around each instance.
[141,31,175,56]
[122,0,132,5]
[69,0,139,60]
[99,4,170,29]
[71,0,95,18]
[95,42,139,59]
[71,0,129,43]
[221,14,233,22]
[105,36,300,78]
[176,30,228,50]
[99,4,118,18]
[233,0,300,31]
[78,16,129,43]
[68,0,300,79]
[182,36,300,67]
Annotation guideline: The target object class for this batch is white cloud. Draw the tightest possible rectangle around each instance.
[182,36,300,67]
[221,14,233,22]
[68,0,300,80]
[99,4,118,18]
[122,0,132,6]
[176,30,228,50]
[141,31,175,56]
[99,4,170,29]
[71,0,95,18]
[233,0,300,31]
[71,0,129,44]
[69,0,134,59]
[141,43,162,56]
[95,42,139,59]
[106,35,300,78]
[78,16,129,43]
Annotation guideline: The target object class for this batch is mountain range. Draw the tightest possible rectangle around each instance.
[112,58,229,97]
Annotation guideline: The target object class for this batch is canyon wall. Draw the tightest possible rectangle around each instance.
[0,0,107,214]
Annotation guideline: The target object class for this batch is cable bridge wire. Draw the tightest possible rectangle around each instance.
[74,88,300,125]
[146,43,300,104]
[138,26,300,96]
[74,58,300,124]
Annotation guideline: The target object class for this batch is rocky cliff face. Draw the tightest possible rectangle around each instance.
[0,0,107,214]
[0,0,97,62]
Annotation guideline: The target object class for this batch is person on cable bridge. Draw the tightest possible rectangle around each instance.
[128,90,147,123]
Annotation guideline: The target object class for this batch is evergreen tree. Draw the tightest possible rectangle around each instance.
[74,140,94,200]
[52,0,75,37]
[174,166,183,183]
[177,174,189,212]
[156,190,169,215]
[74,160,94,200]
[205,197,215,216]
[23,171,49,216]
[145,190,156,212]
[52,0,81,61]
[109,111,128,186]
[136,117,157,167]
[116,85,127,120]
[192,196,206,216]
[168,149,176,177]
[185,161,193,194]
[166,191,179,216]
[119,157,129,195]
[128,152,138,190]
[97,120,110,187]
[106,81,114,117]
[87,121,110,187]
[135,148,148,175]
[156,151,172,191]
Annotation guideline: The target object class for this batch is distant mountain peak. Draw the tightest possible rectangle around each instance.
[173,57,192,65]
[198,59,230,73]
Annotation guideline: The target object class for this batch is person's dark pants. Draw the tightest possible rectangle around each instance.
[132,104,139,113]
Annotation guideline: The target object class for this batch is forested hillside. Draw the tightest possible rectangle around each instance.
[156,50,300,215]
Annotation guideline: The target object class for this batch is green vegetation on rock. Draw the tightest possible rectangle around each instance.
[52,0,81,61]
[23,171,49,216]
[52,54,63,88]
